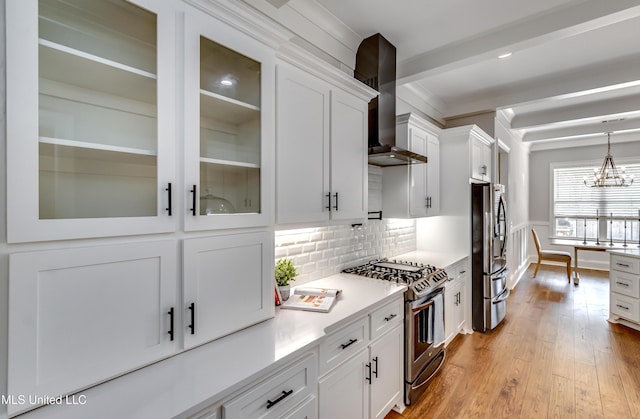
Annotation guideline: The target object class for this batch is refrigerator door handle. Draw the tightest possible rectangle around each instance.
[493,287,510,304]
[486,266,508,278]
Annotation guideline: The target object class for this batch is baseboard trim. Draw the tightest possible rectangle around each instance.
[510,256,533,289]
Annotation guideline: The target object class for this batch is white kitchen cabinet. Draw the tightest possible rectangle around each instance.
[609,252,640,330]
[6,0,177,243]
[183,231,274,349]
[439,125,494,186]
[383,113,440,218]
[369,325,403,419]
[444,259,469,345]
[281,395,318,419]
[319,348,369,419]
[8,240,179,416]
[275,61,372,225]
[222,352,317,419]
[318,296,403,419]
[275,64,330,224]
[184,6,275,231]
[470,131,493,182]
[188,404,220,419]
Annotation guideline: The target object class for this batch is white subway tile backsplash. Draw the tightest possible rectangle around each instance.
[287,244,303,256]
[275,220,416,284]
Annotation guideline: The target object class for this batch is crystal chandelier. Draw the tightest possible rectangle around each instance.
[584,133,634,188]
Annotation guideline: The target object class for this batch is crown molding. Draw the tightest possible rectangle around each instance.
[185,0,293,49]
[276,43,378,102]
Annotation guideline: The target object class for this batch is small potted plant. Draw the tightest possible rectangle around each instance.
[275,258,298,301]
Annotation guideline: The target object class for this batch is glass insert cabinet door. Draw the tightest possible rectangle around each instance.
[6,0,176,243]
[184,7,274,231]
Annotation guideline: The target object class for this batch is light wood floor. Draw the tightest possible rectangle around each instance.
[386,264,640,419]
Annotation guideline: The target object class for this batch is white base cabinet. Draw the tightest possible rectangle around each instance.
[223,352,317,419]
[8,241,179,416]
[319,349,369,419]
[609,252,640,330]
[318,296,404,419]
[444,258,470,346]
[369,326,403,419]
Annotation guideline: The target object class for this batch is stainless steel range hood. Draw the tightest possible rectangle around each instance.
[355,34,428,167]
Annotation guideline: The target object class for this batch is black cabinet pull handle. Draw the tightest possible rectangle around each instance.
[340,338,358,349]
[188,302,195,335]
[616,304,629,310]
[333,192,339,211]
[190,185,197,216]
[266,389,293,409]
[365,362,372,383]
[616,282,629,287]
[384,314,397,322]
[372,356,378,378]
[616,262,630,268]
[165,183,172,216]
[325,193,331,210]
[167,307,174,341]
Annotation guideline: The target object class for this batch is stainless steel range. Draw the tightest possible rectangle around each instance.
[343,258,448,405]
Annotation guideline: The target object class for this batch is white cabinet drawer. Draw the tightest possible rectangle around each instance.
[611,254,640,274]
[610,293,640,323]
[610,270,640,298]
[370,297,404,341]
[281,395,317,419]
[319,317,368,375]
[223,352,317,419]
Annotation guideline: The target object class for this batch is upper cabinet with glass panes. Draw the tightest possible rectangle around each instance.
[6,0,176,242]
[184,6,275,231]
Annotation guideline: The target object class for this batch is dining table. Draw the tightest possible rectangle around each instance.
[550,238,639,284]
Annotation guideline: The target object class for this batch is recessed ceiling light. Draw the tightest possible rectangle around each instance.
[220,79,233,86]
[498,52,512,59]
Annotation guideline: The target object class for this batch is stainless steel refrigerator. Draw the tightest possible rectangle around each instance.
[471,182,509,332]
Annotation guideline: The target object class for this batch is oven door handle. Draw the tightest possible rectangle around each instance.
[412,288,444,312]
[412,300,434,313]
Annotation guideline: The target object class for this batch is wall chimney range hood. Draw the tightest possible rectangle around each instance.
[355,33,428,167]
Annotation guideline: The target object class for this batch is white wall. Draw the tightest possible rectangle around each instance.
[495,115,530,286]
[495,115,529,230]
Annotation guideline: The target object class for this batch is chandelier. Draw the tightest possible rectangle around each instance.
[584,133,634,188]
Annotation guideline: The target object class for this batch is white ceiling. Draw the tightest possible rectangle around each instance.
[309,0,640,149]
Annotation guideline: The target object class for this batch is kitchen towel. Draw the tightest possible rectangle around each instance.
[432,293,444,346]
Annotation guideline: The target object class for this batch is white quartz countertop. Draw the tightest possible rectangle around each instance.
[608,248,640,258]
[19,274,405,419]
[393,250,469,270]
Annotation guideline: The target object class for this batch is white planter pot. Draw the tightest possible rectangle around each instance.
[279,285,291,301]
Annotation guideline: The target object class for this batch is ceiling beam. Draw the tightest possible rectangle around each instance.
[529,131,640,151]
[512,94,640,129]
[396,0,640,85]
[442,55,640,117]
[522,118,640,142]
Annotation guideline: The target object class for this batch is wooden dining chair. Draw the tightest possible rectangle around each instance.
[531,228,572,282]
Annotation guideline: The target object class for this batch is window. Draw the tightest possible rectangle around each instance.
[552,162,640,243]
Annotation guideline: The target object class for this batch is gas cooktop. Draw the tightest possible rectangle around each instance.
[342,258,448,298]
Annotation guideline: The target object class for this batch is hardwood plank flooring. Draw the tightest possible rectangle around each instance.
[386,264,640,419]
